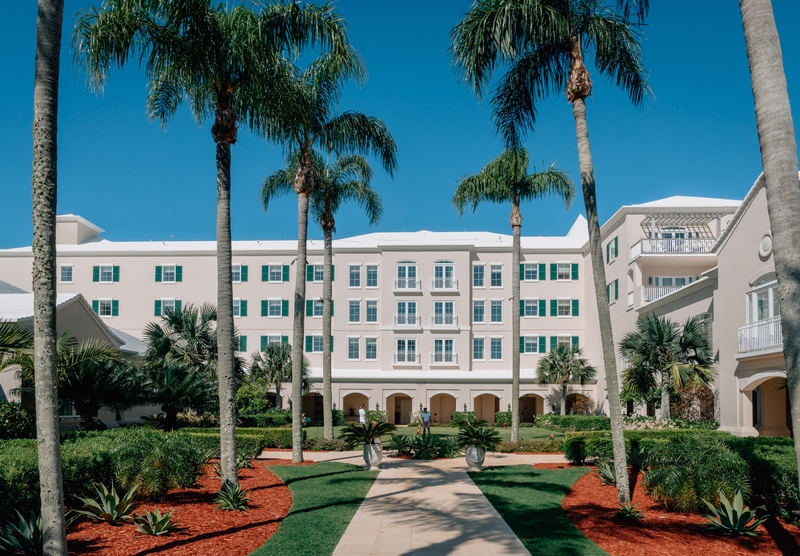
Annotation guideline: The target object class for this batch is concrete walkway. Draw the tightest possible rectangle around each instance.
[260,450,568,555]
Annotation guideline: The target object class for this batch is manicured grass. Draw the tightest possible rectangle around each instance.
[303,425,563,441]
[252,462,378,556]
[469,465,607,556]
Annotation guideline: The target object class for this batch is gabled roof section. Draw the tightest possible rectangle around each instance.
[713,173,778,255]
[0,280,27,294]
[630,196,741,209]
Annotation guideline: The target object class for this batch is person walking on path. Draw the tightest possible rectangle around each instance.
[359,405,366,425]
[422,407,432,435]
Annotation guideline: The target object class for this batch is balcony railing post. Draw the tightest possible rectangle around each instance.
[738,316,783,354]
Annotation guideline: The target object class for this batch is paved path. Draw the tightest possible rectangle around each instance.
[260,450,567,555]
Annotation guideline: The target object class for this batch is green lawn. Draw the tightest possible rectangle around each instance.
[251,462,377,556]
[303,425,563,441]
[469,465,607,556]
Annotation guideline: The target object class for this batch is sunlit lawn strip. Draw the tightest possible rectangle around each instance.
[303,425,563,441]
[251,462,378,556]
[469,464,607,556]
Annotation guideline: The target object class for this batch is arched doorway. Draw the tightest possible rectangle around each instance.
[302,393,323,424]
[474,394,500,423]
[387,393,413,425]
[520,394,544,424]
[565,393,592,415]
[430,393,456,424]
[343,393,369,423]
[751,377,790,437]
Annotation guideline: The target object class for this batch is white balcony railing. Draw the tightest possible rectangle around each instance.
[643,286,681,302]
[432,315,458,327]
[738,316,783,354]
[394,352,418,364]
[394,278,420,290]
[431,353,457,364]
[394,315,420,326]
[630,238,716,259]
[432,278,458,290]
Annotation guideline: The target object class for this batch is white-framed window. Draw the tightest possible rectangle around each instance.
[490,265,503,287]
[490,300,503,323]
[98,299,113,317]
[99,265,114,283]
[348,337,360,360]
[473,337,485,360]
[312,299,323,317]
[59,265,73,283]
[162,265,177,283]
[606,237,619,263]
[523,336,540,353]
[349,265,361,288]
[313,266,324,282]
[366,300,378,323]
[349,300,361,323]
[433,261,455,289]
[267,300,282,317]
[607,280,620,304]
[233,299,247,318]
[433,339,455,363]
[557,263,572,281]
[557,336,573,349]
[473,265,485,287]
[523,299,539,317]
[366,265,379,288]
[396,261,417,289]
[473,300,485,323]
[396,338,417,363]
[365,337,378,360]
[396,301,417,325]
[747,273,780,323]
[268,265,283,282]
[433,301,454,325]
[161,299,176,316]
[231,264,242,283]
[523,263,538,281]
[557,299,572,317]
[490,337,503,360]
[261,335,283,351]
[310,335,325,353]
[649,276,694,288]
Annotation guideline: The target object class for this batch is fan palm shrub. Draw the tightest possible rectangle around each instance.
[249,342,311,411]
[537,344,598,416]
[339,422,397,448]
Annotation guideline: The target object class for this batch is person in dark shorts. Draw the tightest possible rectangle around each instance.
[421,407,431,435]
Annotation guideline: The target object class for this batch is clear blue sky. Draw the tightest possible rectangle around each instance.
[1,1,799,248]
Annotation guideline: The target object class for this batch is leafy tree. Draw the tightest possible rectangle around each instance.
[451,0,651,504]
[619,314,716,421]
[260,50,397,461]
[537,344,598,416]
[738,0,800,497]
[453,147,573,441]
[249,343,311,411]
[75,0,353,487]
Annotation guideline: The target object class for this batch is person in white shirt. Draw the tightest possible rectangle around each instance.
[421,408,431,435]
[359,405,366,425]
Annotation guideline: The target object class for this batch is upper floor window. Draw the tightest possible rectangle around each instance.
[267,265,284,282]
[658,226,688,239]
[522,264,538,281]
[366,265,379,287]
[60,265,73,283]
[365,337,378,360]
[490,337,503,360]
[748,273,780,323]
[557,263,571,281]
[349,300,361,323]
[433,301,455,325]
[94,265,119,283]
[649,276,694,288]
[348,337,360,360]
[396,261,417,289]
[163,265,176,283]
[232,264,247,283]
[433,339,455,363]
[366,300,378,323]
[233,299,247,318]
[100,265,114,282]
[396,301,417,325]
[606,237,619,264]
[349,265,361,287]
[473,300,485,323]
[490,300,503,323]
[473,265,485,287]
[314,266,324,282]
[490,265,502,287]
[433,261,455,289]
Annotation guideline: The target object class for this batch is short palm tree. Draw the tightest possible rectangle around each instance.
[0,321,33,360]
[137,359,218,431]
[75,0,354,487]
[537,344,598,416]
[451,0,651,504]
[339,421,397,447]
[143,303,217,376]
[619,314,716,421]
[453,147,573,441]
[260,52,397,462]
[249,342,311,411]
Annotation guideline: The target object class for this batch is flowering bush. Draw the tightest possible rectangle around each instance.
[0,401,35,440]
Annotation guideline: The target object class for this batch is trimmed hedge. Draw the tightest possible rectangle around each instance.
[494,412,512,427]
[0,401,35,440]
[538,414,611,431]
[332,409,346,426]
[238,411,292,428]
[497,439,563,453]
[182,427,306,456]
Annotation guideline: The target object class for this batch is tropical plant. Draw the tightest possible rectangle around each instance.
[451,0,651,505]
[537,344,598,416]
[260,43,397,462]
[339,422,397,447]
[738,0,800,497]
[142,303,219,376]
[387,434,412,456]
[0,401,36,440]
[249,342,310,411]
[453,147,573,442]
[457,425,501,452]
[137,360,218,431]
[702,490,767,537]
[0,321,33,361]
[619,314,716,421]
[616,502,644,520]
[74,483,139,524]
[75,0,354,489]
[0,510,44,556]
[215,483,251,512]
[134,508,177,536]
[595,461,617,485]
[411,435,442,460]
[438,436,464,459]
[211,453,253,478]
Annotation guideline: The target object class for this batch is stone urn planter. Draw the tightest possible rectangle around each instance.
[464,445,486,472]
[457,423,500,472]
[340,422,396,471]
[363,443,383,470]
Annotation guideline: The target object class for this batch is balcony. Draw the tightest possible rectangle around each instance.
[738,316,783,354]
[431,278,458,292]
[431,315,458,328]
[630,238,716,259]
[643,286,681,303]
[394,278,421,292]
[431,353,458,365]
[394,315,420,326]
[394,352,418,364]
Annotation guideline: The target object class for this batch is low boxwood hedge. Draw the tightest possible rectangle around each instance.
[538,414,612,431]
[496,439,563,453]
[182,427,305,456]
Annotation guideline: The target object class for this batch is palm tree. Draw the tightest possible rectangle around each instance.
[260,53,397,462]
[143,303,218,376]
[738,0,800,496]
[138,359,218,431]
[451,0,650,504]
[453,147,573,441]
[249,343,311,412]
[619,314,716,421]
[0,321,33,361]
[74,0,355,488]
[537,344,598,416]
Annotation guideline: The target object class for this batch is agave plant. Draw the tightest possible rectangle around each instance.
[0,510,43,555]
[616,502,644,520]
[702,490,768,537]
[74,483,139,524]
[387,434,412,456]
[456,425,501,452]
[437,436,463,458]
[134,507,177,536]
[216,483,251,511]
[339,422,397,447]
[595,461,617,486]
[411,435,442,460]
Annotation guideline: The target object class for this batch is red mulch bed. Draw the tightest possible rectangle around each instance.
[67,460,293,556]
[561,466,800,555]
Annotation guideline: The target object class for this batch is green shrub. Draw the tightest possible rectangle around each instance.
[387,434,412,456]
[411,435,441,459]
[496,439,563,453]
[332,409,346,426]
[215,483,251,511]
[0,401,35,440]
[494,412,512,427]
[451,411,477,427]
[365,410,387,424]
[235,380,273,415]
[303,437,348,451]
[238,410,292,428]
[538,414,612,431]
[75,483,139,524]
[702,490,767,537]
[182,427,305,453]
[0,510,43,555]
[134,507,177,536]
[437,436,462,458]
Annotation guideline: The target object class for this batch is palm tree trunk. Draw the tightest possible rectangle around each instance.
[215,138,238,488]
[660,371,671,420]
[561,383,568,416]
[740,0,800,487]
[275,379,281,410]
[31,1,67,552]
[291,191,310,463]
[571,96,631,504]
[511,203,521,441]
[322,225,334,441]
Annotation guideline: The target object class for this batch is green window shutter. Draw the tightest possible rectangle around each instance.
[306,300,313,317]
[614,279,619,300]
[112,300,119,316]
[572,336,579,348]
[550,299,557,316]
[155,266,162,282]
[614,237,619,257]
[606,243,610,263]
[519,264,525,280]
[571,263,578,281]
[241,265,248,282]
[112,266,120,282]
[550,263,557,281]
[240,300,247,317]
[92,266,99,282]
[539,299,546,316]
[92,300,99,314]
[331,265,335,281]
[176,266,183,282]
[175,300,182,312]
[519,300,524,317]
[607,284,611,303]
[154,300,161,316]
[260,336,267,351]
[261,300,268,317]
[282,265,290,282]
[538,336,546,353]
[550,336,557,351]
[282,299,289,317]
[281,335,288,345]
[572,299,579,317]
[539,263,546,280]
[305,336,312,353]
[330,300,334,317]
[239,336,247,352]
[262,265,269,281]
[519,337,524,353]
[330,336,334,352]
[306,265,314,282]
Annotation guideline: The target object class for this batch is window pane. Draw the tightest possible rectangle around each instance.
[366,266,378,287]
[314,266,324,281]
[490,266,502,287]
[661,277,673,287]
[524,264,537,281]
[349,300,360,322]
[524,300,538,317]
[349,266,360,287]
[313,300,323,317]
[313,336,324,352]
[366,301,377,322]
[366,338,377,360]
[491,301,502,322]
[100,266,113,282]
[162,300,175,315]
[473,301,484,323]
[269,266,282,281]
[231,265,241,282]
[557,336,571,348]
[268,300,281,317]
[473,266,484,287]
[473,338,484,360]
[490,338,502,360]
[675,277,686,287]
[558,300,571,316]
[557,263,570,280]
[60,266,72,282]
[348,338,359,359]
[233,300,240,317]
[524,336,538,353]
[99,300,112,316]
[757,291,769,321]
[163,265,176,282]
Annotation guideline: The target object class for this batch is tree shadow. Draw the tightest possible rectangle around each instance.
[761,515,800,555]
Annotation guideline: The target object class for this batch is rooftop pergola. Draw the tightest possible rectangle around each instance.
[639,211,730,239]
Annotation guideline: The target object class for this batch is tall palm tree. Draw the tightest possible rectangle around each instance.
[453,147,573,441]
[74,0,354,488]
[263,151,384,440]
[451,0,650,504]
[30,0,66,550]
[537,344,598,416]
[619,314,716,421]
[739,0,800,495]
[249,342,311,412]
[260,53,397,462]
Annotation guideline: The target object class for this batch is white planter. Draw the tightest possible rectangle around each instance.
[465,446,485,472]
[363,443,383,470]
